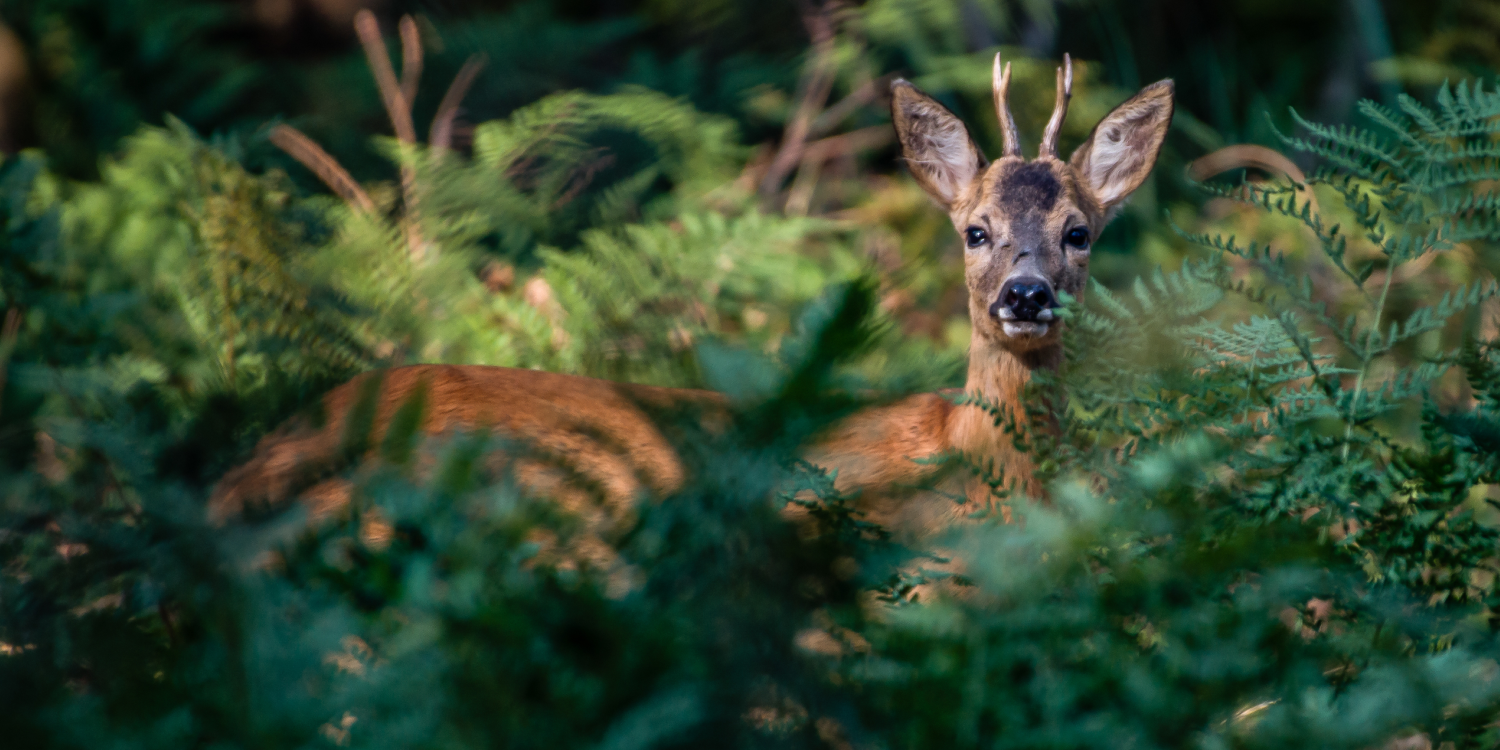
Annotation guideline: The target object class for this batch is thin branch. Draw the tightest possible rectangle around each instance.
[354,9,417,144]
[551,152,617,211]
[759,0,841,200]
[354,10,428,261]
[804,125,892,161]
[0,307,19,423]
[268,124,375,214]
[807,78,878,141]
[398,15,423,109]
[813,3,879,138]
[400,170,429,262]
[430,54,488,149]
[785,126,893,215]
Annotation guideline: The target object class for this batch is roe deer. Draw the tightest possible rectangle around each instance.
[209,55,1174,549]
[809,56,1172,529]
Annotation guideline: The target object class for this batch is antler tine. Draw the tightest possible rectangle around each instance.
[993,53,1021,158]
[1039,53,1073,159]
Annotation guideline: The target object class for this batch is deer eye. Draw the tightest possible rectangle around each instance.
[965,226,989,248]
[1064,227,1090,249]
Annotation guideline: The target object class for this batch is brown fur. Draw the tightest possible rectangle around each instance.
[210,65,1175,551]
[209,366,725,528]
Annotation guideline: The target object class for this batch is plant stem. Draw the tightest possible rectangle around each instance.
[1344,250,1396,462]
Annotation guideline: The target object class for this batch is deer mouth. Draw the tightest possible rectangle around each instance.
[1000,320,1050,337]
[993,304,1055,339]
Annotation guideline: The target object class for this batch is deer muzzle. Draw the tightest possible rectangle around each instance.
[989,276,1057,338]
[993,275,1055,318]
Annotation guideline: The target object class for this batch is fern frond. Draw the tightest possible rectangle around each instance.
[1281,108,1408,181]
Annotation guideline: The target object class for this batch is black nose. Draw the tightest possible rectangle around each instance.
[994,277,1055,322]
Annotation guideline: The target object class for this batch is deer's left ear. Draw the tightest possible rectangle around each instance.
[1069,79,1174,210]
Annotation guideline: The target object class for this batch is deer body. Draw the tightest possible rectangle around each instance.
[210,365,719,523]
[210,57,1174,546]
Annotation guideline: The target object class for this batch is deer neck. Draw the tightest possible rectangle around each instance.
[950,333,1061,497]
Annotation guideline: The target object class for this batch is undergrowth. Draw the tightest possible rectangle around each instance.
[4,51,1500,748]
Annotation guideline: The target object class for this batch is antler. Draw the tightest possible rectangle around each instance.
[1039,53,1073,159]
[992,53,1021,158]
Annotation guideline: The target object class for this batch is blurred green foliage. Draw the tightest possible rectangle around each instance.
[4,1,1500,748]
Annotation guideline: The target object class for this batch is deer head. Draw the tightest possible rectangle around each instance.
[891,55,1173,354]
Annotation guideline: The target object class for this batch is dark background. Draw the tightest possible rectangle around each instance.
[0,0,1481,179]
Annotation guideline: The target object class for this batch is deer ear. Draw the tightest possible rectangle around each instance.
[891,80,987,209]
[1069,79,1174,210]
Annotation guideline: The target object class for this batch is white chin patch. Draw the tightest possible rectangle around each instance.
[1002,321,1049,338]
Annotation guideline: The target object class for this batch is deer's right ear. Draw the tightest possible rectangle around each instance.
[891,80,987,210]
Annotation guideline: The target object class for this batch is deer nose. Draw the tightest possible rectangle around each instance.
[994,277,1056,322]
